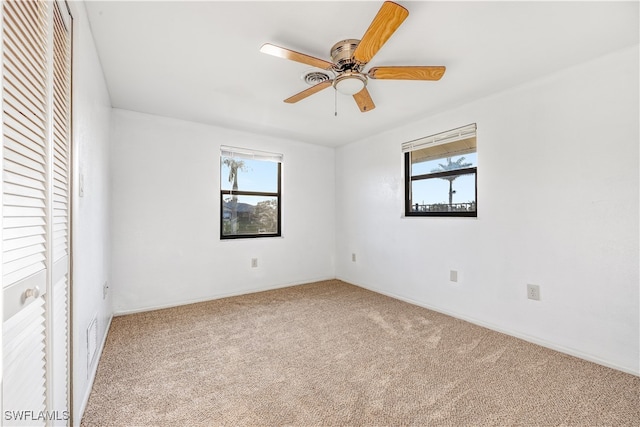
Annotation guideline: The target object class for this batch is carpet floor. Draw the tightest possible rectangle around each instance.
[81,280,639,426]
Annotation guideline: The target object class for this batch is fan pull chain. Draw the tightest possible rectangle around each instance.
[334,88,338,117]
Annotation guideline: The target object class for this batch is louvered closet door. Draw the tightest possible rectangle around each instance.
[49,1,71,423]
[2,0,50,424]
[3,0,72,424]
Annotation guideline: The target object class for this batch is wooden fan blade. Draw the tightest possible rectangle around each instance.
[352,1,409,64]
[353,87,376,112]
[284,80,333,104]
[368,66,446,80]
[260,43,334,70]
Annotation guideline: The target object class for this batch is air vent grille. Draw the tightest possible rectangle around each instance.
[303,71,332,85]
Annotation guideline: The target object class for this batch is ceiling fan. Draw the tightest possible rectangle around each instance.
[259,1,445,113]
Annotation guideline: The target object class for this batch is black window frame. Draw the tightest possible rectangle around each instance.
[220,155,282,240]
[404,153,477,217]
[403,124,478,218]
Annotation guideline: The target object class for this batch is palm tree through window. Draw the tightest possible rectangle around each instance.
[403,124,477,217]
[220,147,282,238]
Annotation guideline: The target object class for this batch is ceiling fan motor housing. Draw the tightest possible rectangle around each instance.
[330,39,363,72]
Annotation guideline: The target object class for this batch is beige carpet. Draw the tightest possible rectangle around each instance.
[81,280,639,426]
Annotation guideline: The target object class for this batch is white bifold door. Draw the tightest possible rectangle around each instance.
[2,1,72,425]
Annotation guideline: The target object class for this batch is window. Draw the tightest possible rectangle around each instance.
[220,146,282,238]
[403,124,477,217]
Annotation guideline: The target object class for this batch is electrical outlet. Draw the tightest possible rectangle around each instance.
[251,258,258,268]
[527,284,540,301]
[450,270,458,282]
[352,253,356,262]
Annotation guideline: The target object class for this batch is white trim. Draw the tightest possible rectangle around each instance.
[402,123,477,153]
[338,277,640,377]
[220,145,283,163]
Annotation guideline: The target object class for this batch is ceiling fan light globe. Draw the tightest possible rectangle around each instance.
[334,74,367,95]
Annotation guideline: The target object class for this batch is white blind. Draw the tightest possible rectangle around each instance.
[402,123,477,163]
[221,145,283,163]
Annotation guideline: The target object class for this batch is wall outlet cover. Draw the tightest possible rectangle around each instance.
[527,284,541,301]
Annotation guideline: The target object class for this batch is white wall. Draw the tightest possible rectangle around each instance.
[69,1,113,422]
[335,46,639,375]
[110,109,335,314]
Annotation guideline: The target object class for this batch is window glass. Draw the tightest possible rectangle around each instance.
[221,159,279,193]
[222,195,279,235]
[220,149,281,238]
[404,125,477,217]
[410,172,476,213]
[411,153,477,176]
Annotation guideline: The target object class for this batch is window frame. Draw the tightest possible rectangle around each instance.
[404,155,477,217]
[403,124,478,218]
[220,148,282,239]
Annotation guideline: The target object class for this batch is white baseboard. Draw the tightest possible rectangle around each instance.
[339,277,639,377]
[75,313,113,426]
[113,276,336,317]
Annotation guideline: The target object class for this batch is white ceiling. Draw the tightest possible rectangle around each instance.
[84,1,639,147]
